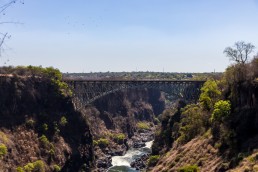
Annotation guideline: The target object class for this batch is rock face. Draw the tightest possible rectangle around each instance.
[131,154,149,170]
[87,88,164,136]
[0,76,94,171]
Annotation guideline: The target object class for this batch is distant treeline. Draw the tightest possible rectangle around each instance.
[63,72,222,80]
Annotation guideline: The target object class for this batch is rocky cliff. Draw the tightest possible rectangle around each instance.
[0,75,94,171]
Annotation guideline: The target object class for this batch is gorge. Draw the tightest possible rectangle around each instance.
[0,59,257,172]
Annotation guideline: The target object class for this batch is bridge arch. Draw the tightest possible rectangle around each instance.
[64,79,205,110]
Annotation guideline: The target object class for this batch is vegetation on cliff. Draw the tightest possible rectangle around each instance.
[0,66,93,171]
[151,55,258,171]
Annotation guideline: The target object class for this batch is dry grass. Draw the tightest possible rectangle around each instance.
[150,136,223,172]
[228,151,258,172]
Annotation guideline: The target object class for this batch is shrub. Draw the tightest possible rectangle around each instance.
[137,122,150,130]
[178,165,199,172]
[147,155,160,167]
[25,119,35,128]
[42,123,48,132]
[97,138,109,147]
[53,165,61,172]
[24,162,34,171]
[113,133,126,144]
[59,116,68,127]
[154,117,160,125]
[53,122,60,135]
[20,160,45,172]
[93,140,98,146]
[49,148,55,158]
[211,100,231,122]
[0,143,7,158]
[39,135,49,148]
[33,160,45,172]
[16,167,25,172]
[0,131,8,143]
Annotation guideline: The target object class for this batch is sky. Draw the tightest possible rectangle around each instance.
[1,0,258,73]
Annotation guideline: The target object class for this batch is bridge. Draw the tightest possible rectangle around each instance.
[63,79,206,110]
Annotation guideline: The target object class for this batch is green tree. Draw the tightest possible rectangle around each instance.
[199,79,221,111]
[177,104,206,144]
[211,100,231,122]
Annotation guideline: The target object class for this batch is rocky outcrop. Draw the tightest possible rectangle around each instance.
[131,154,149,170]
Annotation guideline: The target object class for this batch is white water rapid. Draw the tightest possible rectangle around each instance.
[108,140,154,172]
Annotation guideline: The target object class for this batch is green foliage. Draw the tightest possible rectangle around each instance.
[211,100,231,122]
[59,116,68,127]
[93,140,98,146]
[0,143,7,158]
[147,155,160,167]
[33,160,45,172]
[113,133,126,144]
[26,66,72,96]
[53,122,60,134]
[0,131,8,143]
[97,138,109,147]
[178,165,199,172]
[199,79,221,111]
[154,117,160,125]
[24,163,34,172]
[177,104,206,144]
[137,122,150,130]
[26,119,35,128]
[49,148,55,158]
[39,135,49,148]
[19,160,45,172]
[53,165,61,172]
[41,123,48,132]
[16,167,25,172]
[44,67,62,81]
[26,66,61,80]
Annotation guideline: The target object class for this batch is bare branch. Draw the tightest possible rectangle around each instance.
[224,41,256,64]
[0,0,24,58]
[0,33,8,56]
[0,0,16,14]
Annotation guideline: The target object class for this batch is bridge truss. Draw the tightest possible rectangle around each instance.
[64,79,205,110]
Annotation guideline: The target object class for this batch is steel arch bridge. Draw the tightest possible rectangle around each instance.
[63,79,206,110]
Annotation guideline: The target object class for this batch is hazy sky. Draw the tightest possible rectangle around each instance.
[1,0,258,73]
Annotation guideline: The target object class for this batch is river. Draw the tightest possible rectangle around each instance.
[108,140,153,172]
